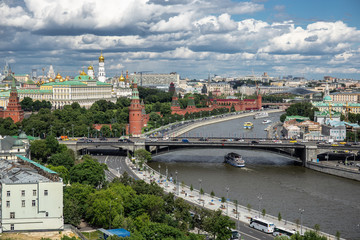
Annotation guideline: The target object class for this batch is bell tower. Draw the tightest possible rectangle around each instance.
[98,51,106,82]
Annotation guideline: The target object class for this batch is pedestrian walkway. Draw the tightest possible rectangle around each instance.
[125,158,339,240]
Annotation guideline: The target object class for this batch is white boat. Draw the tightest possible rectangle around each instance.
[224,152,245,167]
[254,112,269,119]
[262,119,272,124]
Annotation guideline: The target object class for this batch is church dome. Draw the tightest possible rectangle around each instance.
[88,65,94,70]
[99,51,105,62]
[55,73,62,79]
[324,95,332,102]
[119,73,125,82]
[19,131,27,140]
[80,70,87,75]
[49,78,55,82]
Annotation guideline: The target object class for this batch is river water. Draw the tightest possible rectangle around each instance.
[148,113,360,239]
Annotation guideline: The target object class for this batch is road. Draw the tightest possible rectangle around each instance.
[92,154,275,240]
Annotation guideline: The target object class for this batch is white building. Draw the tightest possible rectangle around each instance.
[97,51,106,82]
[47,65,55,79]
[0,155,63,232]
[87,65,95,79]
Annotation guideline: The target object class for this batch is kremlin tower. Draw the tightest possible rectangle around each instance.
[0,79,24,123]
[97,51,106,82]
[128,76,143,137]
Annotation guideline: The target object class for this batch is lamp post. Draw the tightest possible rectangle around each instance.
[165,167,168,187]
[299,208,304,235]
[114,129,117,138]
[158,164,161,181]
[67,130,70,138]
[226,187,230,215]
[198,179,202,200]
[87,127,90,138]
[71,124,74,138]
[32,128,35,137]
[175,170,178,194]
[62,127,65,136]
[257,195,262,218]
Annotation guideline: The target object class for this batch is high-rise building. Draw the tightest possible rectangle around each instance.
[47,65,55,79]
[98,51,106,82]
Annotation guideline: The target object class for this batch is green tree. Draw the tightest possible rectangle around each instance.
[134,149,152,167]
[48,151,75,170]
[262,208,266,217]
[69,155,107,187]
[278,212,282,222]
[30,140,51,163]
[335,231,340,240]
[204,210,235,240]
[47,165,70,183]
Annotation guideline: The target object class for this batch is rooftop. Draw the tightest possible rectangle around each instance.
[0,155,60,184]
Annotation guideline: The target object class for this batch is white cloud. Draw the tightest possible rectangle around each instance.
[108,63,125,70]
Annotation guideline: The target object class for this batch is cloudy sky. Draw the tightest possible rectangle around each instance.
[1,0,360,80]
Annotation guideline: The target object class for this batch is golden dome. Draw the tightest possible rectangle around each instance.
[55,73,62,79]
[80,70,87,75]
[49,78,55,82]
[65,76,70,81]
[99,50,105,62]
[119,73,125,82]
[60,78,64,82]
[88,65,94,70]
[41,80,45,84]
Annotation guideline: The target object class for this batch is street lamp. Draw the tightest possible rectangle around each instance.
[299,208,304,235]
[175,170,178,194]
[32,128,35,137]
[67,130,70,137]
[114,129,117,138]
[158,164,161,181]
[226,187,230,215]
[165,167,168,187]
[198,179,202,200]
[62,127,65,136]
[257,195,262,218]
[87,127,90,138]
[71,124,74,138]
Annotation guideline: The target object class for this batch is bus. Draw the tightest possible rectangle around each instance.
[272,227,296,238]
[249,217,275,233]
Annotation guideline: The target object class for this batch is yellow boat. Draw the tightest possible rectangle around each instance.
[243,122,254,129]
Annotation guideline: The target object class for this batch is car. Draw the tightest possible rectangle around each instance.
[182,138,189,143]
[339,142,347,145]
[237,139,245,142]
[290,140,297,143]
[251,140,259,144]
[199,137,208,141]
[171,138,179,141]
[99,137,107,141]
[345,143,352,147]
[331,144,339,147]
[301,140,308,143]
[86,139,94,143]
[163,137,169,140]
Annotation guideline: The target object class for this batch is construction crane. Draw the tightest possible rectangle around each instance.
[344,102,360,122]
[137,71,153,86]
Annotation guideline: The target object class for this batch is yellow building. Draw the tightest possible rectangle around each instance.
[18,72,114,109]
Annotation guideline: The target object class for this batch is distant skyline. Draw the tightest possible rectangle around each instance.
[1,0,359,80]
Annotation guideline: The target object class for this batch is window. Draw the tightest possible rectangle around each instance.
[33,190,36,196]
[10,224,14,231]
[22,200,25,207]
[44,190,48,196]
[6,201,10,207]
[32,200,36,207]
[10,212,15,219]
[7,191,10,197]
[21,190,25,197]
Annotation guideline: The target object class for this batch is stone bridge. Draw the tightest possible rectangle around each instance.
[62,139,360,166]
